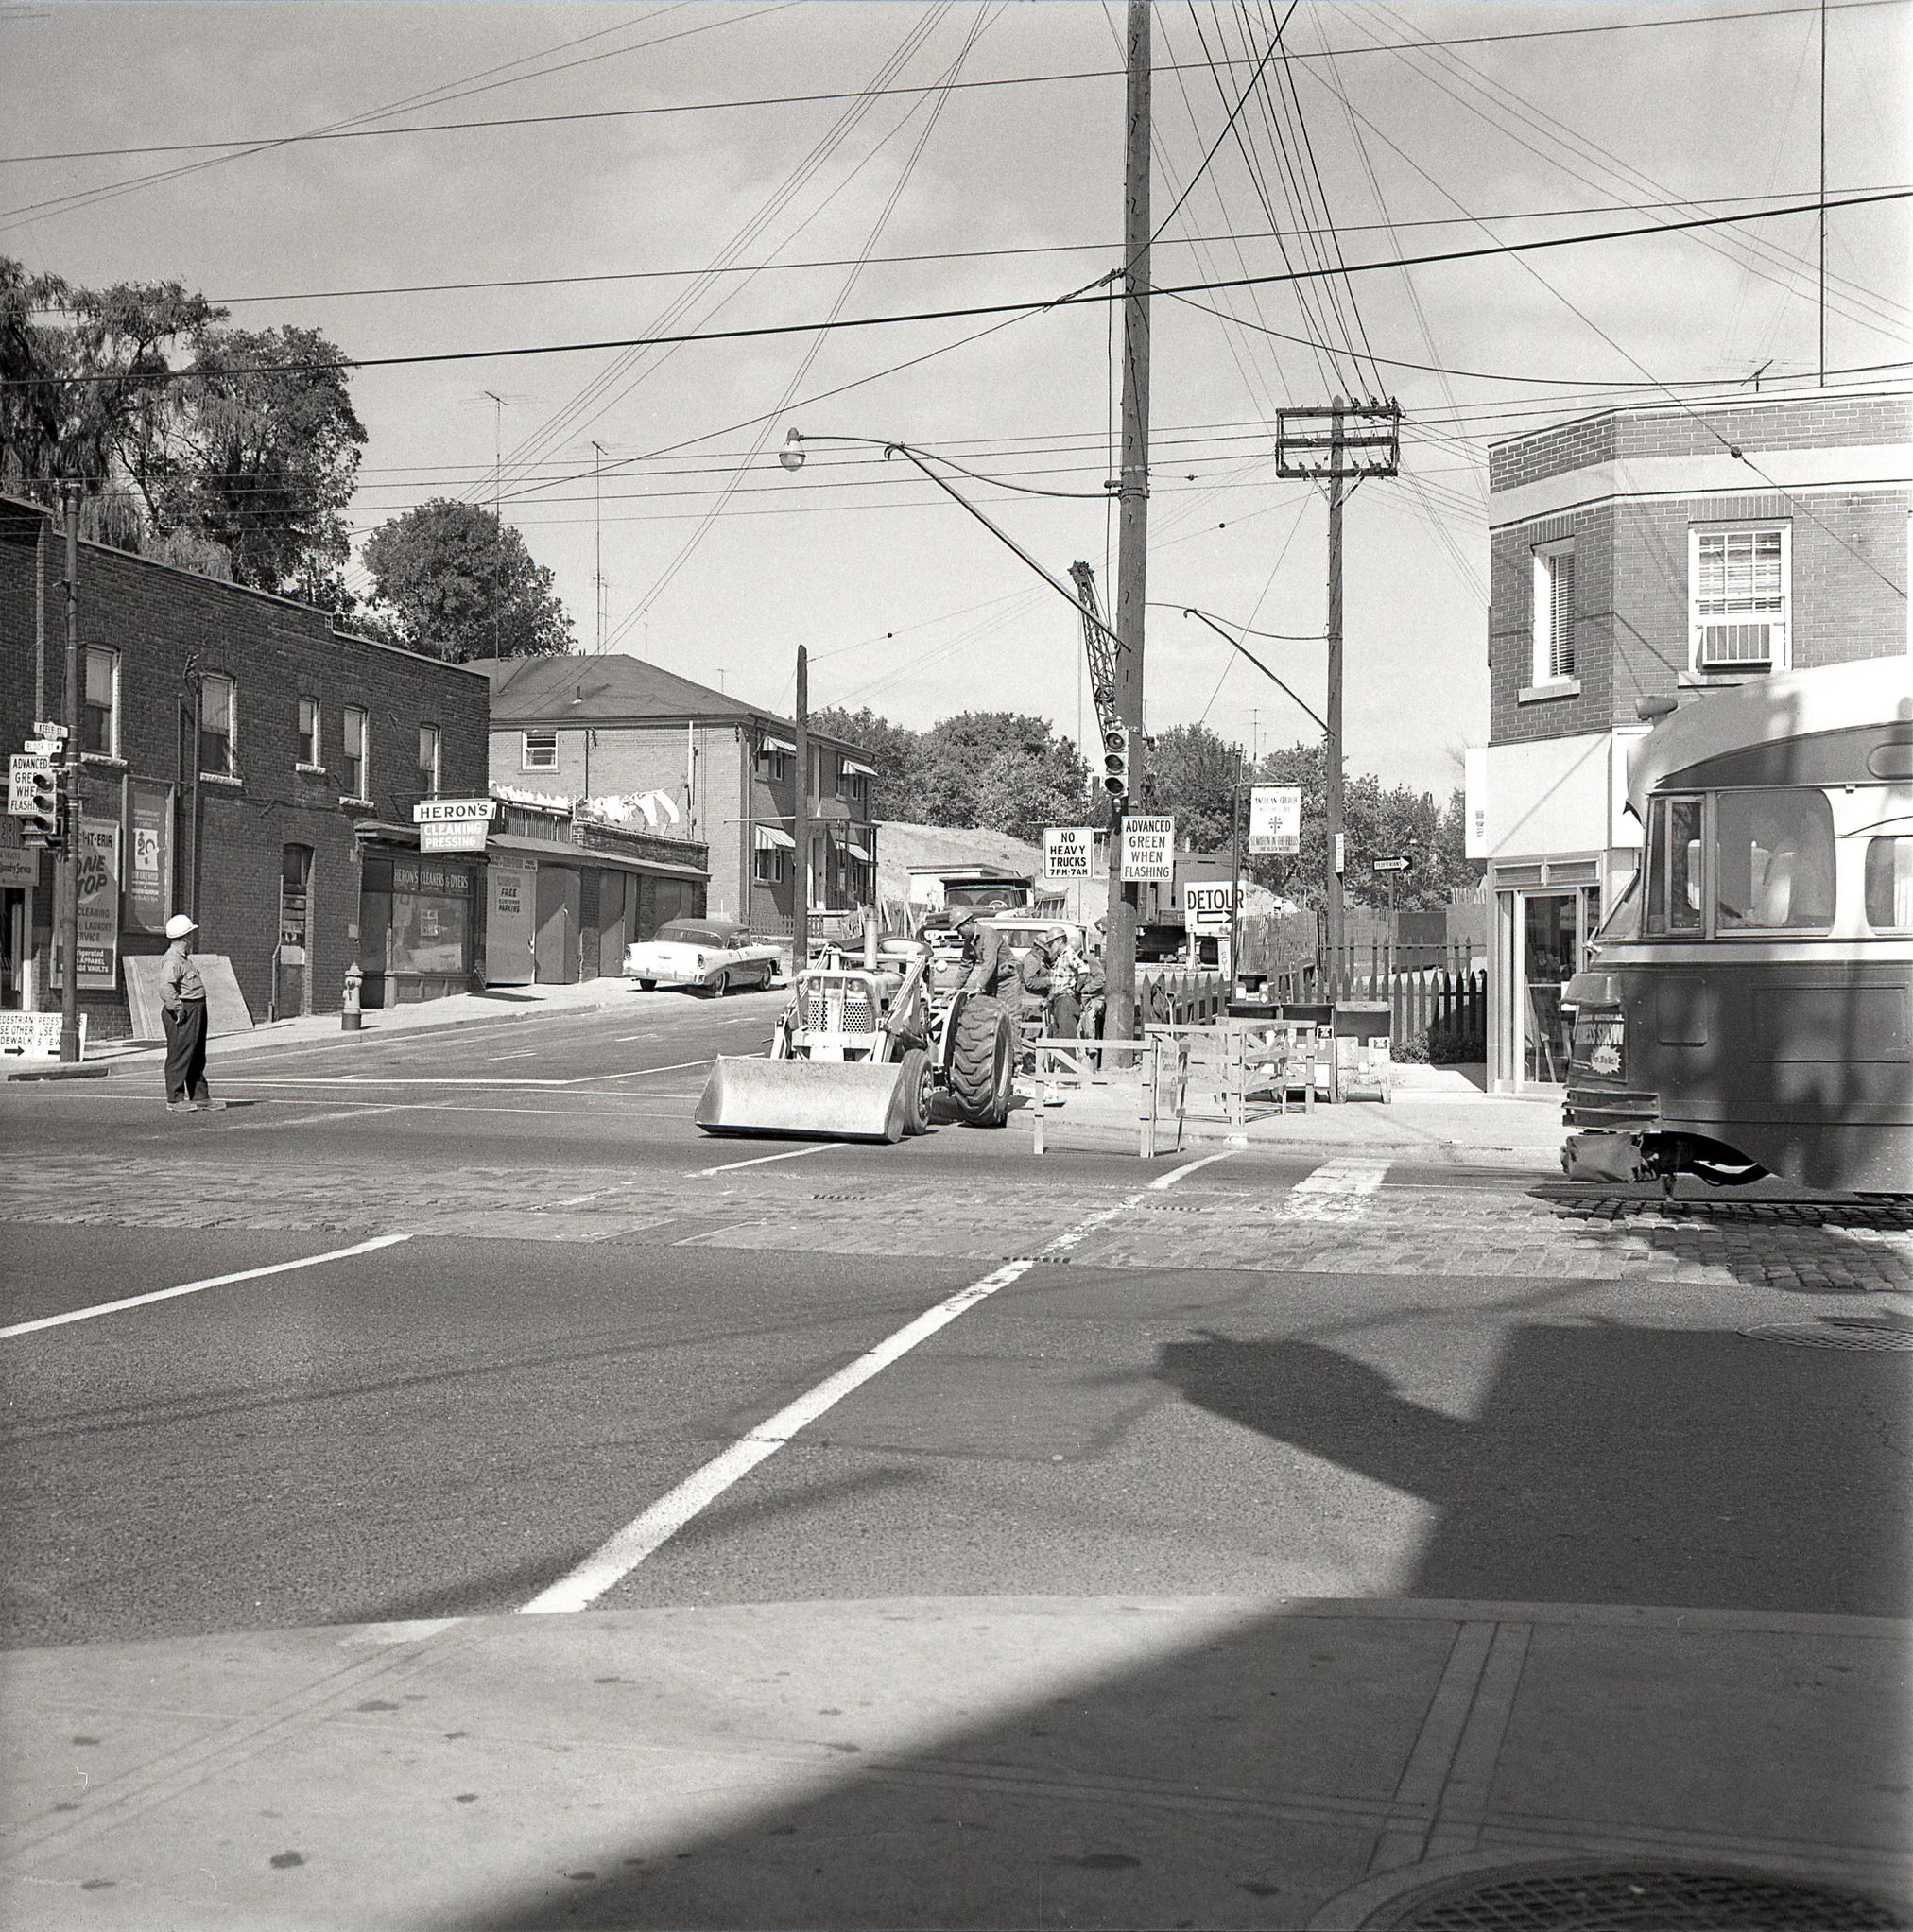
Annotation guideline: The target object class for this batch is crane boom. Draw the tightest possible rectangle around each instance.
[1068,561,1123,751]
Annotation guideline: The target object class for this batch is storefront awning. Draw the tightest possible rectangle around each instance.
[840,757,877,778]
[485,832,708,881]
[846,838,872,862]
[753,824,797,851]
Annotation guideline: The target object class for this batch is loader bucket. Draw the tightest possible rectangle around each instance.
[695,1055,908,1143]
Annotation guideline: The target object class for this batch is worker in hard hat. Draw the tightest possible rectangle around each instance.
[952,904,1018,1000]
[159,913,214,1112]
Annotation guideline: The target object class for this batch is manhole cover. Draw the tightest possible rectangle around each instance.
[1361,1863,1908,1929]
[1743,1322,1913,1351]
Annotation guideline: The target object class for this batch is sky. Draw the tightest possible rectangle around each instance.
[3,0,1907,798]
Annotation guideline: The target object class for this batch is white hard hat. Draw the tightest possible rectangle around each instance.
[164,914,198,940]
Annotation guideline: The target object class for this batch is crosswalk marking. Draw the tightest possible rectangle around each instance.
[1275,1156,1391,1223]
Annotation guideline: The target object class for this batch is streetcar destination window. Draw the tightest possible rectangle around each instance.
[1645,796,1703,936]
[1715,788,1836,932]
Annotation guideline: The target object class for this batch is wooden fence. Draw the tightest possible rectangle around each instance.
[1142,958,1486,1053]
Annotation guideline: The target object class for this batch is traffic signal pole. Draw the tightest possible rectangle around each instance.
[1104,0,1150,1046]
[1325,448,1346,971]
[59,489,80,1063]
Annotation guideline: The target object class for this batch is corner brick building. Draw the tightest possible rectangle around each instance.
[0,497,491,1037]
[1467,391,1910,1092]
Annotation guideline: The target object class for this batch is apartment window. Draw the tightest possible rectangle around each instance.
[80,646,119,756]
[342,705,369,800]
[1692,525,1788,671]
[198,672,236,778]
[753,846,784,885]
[522,729,558,771]
[755,736,792,779]
[297,696,321,768]
[418,722,440,795]
[1530,542,1576,684]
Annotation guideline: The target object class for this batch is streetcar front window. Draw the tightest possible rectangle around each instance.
[1594,865,1641,941]
[1715,788,1835,931]
[1646,796,1703,936]
[1866,836,1913,932]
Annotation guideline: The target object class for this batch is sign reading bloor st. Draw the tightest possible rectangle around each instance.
[413,798,496,854]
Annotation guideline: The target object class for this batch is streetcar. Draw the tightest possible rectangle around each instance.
[1560,656,1912,1196]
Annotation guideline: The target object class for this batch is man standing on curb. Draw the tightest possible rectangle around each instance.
[160,913,213,1113]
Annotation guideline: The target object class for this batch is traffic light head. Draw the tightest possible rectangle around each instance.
[21,767,59,844]
[1101,726,1129,800]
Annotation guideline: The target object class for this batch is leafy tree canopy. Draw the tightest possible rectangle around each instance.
[0,257,364,600]
[362,498,574,662]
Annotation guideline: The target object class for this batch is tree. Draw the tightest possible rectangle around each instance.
[363,499,574,661]
[0,257,364,598]
[1142,722,1242,852]
[917,712,1093,841]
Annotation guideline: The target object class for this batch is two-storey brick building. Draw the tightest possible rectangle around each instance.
[1,496,491,1035]
[475,654,876,932]
[1466,391,1910,1091]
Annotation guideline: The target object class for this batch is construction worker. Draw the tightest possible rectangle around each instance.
[952,905,1018,1000]
[1043,931,1081,1039]
[1074,940,1107,1039]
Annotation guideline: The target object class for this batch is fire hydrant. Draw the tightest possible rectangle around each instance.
[341,961,363,1032]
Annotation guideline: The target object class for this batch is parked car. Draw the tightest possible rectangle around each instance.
[624,917,782,995]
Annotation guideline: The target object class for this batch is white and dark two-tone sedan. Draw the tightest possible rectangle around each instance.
[622,917,783,995]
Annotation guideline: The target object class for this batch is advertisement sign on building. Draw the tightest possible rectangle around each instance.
[127,783,172,935]
[414,797,496,854]
[1119,815,1174,882]
[1043,827,1096,879]
[1249,785,1301,854]
[1182,881,1237,931]
[486,855,536,986]
[54,819,120,990]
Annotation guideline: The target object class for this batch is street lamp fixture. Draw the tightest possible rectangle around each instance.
[778,429,806,473]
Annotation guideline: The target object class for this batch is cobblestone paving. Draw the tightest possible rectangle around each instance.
[6,1155,1911,1292]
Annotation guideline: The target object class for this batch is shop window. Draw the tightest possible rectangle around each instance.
[523,730,558,771]
[1644,795,1702,936]
[81,646,119,756]
[1866,837,1913,932]
[1529,543,1575,684]
[1715,788,1835,931]
[418,722,440,796]
[388,858,471,976]
[342,705,370,800]
[297,696,321,768]
[198,672,236,779]
[1692,526,1787,671]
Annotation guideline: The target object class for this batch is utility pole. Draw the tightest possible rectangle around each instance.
[1104,0,1151,1046]
[58,489,81,1063]
[1275,398,1400,982]
[592,440,606,653]
[1818,0,1828,386]
[793,645,810,975]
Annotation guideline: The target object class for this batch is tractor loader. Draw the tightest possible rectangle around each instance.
[695,918,1016,1143]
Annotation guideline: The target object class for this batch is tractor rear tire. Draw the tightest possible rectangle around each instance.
[897,1046,933,1135]
[945,994,1014,1128]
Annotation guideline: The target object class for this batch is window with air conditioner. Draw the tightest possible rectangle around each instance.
[1691,525,1788,672]
[1530,542,1576,686]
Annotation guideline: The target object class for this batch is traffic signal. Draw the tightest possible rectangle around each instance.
[20,767,59,845]
[1102,726,1130,800]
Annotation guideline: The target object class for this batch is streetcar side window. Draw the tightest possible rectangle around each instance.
[1645,796,1703,935]
[1715,788,1836,931]
[1866,837,1913,932]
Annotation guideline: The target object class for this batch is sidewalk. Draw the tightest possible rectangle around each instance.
[79,976,639,1068]
[2,1594,1904,1929]
[1022,1058,1572,1171]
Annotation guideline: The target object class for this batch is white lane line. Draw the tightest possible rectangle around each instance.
[0,1234,412,1340]
[565,1057,719,1085]
[1275,1156,1391,1223]
[1149,1150,1240,1190]
[520,1257,1034,1616]
[696,1144,831,1178]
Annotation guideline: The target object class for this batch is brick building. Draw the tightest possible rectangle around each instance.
[1465,390,1911,1091]
[475,654,876,931]
[0,497,491,1035]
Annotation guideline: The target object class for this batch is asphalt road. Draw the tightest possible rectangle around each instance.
[4,988,1908,1656]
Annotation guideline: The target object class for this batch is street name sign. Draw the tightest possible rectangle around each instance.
[1248,785,1301,854]
[25,739,63,757]
[414,797,496,854]
[1182,881,1237,931]
[1043,826,1096,879]
[1373,856,1411,873]
[1120,815,1174,882]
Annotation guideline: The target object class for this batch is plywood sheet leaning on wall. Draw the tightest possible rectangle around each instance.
[124,955,255,1043]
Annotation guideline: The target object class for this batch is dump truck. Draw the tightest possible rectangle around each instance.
[695,921,1016,1143]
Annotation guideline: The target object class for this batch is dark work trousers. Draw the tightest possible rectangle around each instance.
[163,999,210,1103]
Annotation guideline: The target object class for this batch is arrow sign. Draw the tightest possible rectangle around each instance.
[1373,856,1411,872]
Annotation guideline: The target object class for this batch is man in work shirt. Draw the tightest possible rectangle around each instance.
[952,905,1018,1001]
[159,913,213,1112]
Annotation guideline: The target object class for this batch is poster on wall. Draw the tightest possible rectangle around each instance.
[52,819,121,991]
[127,783,172,935]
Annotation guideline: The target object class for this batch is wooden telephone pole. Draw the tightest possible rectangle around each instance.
[1103,0,1151,1045]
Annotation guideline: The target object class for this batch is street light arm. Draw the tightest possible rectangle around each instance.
[1182,608,1327,734]
[879,441,1128,659]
